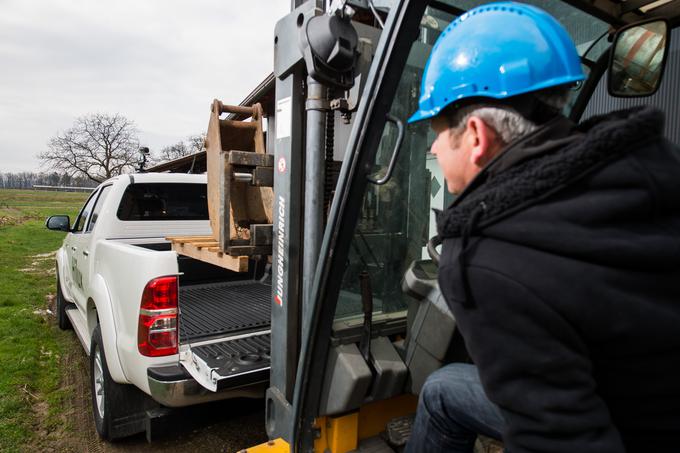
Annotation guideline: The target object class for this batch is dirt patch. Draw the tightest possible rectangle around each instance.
[20,251,57,275]
[0,211,42,227]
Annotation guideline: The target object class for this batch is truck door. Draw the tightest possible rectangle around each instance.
[62,189,98,303]
[77,185,112,303]
[66,187,102,311]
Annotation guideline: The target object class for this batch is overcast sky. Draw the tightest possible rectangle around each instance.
[0,0,291,173]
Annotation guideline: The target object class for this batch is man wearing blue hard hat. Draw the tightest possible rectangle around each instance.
[406,2,680,453]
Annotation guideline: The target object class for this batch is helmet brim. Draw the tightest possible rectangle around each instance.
[407,109,436,124]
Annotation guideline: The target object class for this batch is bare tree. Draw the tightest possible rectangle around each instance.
[156,133,206,164]
[186,134,206,153]
[158,141,189,162]
[39,113,140,183]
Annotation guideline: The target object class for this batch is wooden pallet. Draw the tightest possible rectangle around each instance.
[166,235,249,273]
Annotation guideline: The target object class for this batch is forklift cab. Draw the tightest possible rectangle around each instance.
[264,1,679,452]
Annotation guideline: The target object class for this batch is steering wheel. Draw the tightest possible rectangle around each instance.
[427,235,442,266]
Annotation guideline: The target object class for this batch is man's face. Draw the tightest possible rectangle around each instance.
[429,114,504,194]
[429,116,474,194]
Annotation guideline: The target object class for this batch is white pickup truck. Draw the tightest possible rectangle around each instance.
[46,173,272,440]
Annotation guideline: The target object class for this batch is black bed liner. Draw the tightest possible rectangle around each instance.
[179,280,271,342]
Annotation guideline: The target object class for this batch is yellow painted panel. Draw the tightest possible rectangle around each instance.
[238,438,290,453]
[313,417,329,453]
[243,394,416,453]
[328,412,359,453]
[357,394,418,440]
[313,412,360,453]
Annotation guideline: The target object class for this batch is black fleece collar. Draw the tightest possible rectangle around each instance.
[436,106,665,239]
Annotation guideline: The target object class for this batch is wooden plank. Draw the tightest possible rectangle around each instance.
[165,235,214,242]
[171,241,248,272]
[185,241,219,248]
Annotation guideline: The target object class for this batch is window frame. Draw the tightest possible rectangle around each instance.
[71,189,100,234]
[85,184,113,233]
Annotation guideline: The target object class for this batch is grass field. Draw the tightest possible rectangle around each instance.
[0,189,88,451]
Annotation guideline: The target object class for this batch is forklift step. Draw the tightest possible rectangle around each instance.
[384,414,415,448]
[179,280,271,342]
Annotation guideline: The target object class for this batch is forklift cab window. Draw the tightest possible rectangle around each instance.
[333,1,609,323]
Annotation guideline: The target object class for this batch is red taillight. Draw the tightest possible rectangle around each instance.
[138,276,178,357]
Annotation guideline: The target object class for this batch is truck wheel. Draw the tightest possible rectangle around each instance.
[90,325,144,441]
[56,275,73,330]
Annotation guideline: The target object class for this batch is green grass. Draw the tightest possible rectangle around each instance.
[0,189,88,451]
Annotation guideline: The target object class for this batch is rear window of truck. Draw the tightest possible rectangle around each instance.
[117,183,209,221]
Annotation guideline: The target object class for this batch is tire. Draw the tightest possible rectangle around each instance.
[56,274,73,330]
[90,325,152,441]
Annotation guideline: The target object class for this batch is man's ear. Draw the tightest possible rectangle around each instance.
[465,116,501,168]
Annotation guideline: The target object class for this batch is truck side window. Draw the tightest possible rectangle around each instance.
[117,183,209,221]
[582,30,680,145]
[72,190,99,234]
[86,185,112,233]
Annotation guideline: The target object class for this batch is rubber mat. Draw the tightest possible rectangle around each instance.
[179,280,271,342]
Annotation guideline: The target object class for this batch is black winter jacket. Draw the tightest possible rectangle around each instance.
[436,106,680,453]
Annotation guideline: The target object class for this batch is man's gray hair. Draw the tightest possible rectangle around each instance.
[446,86,572,145]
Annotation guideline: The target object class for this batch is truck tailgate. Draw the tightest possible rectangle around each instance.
[178,280,271,392]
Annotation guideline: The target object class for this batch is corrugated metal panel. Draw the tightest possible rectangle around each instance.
[582,30,680,146]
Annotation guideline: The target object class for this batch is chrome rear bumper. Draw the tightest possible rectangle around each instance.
[147,365,266,407]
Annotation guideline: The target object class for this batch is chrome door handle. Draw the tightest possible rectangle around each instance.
[82,250,89,257]
[71,246,77,251]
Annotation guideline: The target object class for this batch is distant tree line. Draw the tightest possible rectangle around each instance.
[0,172,97,190]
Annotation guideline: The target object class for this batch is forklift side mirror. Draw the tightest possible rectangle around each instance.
[608,19,670,97]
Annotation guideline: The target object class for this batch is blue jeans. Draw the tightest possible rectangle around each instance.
[406,363,505,453]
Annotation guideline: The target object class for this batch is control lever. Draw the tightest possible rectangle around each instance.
[358,270,373,363]
[427,235,442,266]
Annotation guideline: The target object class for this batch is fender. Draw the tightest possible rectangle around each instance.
[56,247,76,303]
[89,273,129,384]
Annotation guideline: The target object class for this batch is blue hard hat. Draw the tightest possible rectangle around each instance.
[408,1,585,123]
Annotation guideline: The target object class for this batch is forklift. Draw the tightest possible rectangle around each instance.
[156,0,678,451]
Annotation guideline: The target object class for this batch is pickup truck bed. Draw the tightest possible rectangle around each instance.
[179,280,271,342]
[178,277,272,392]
